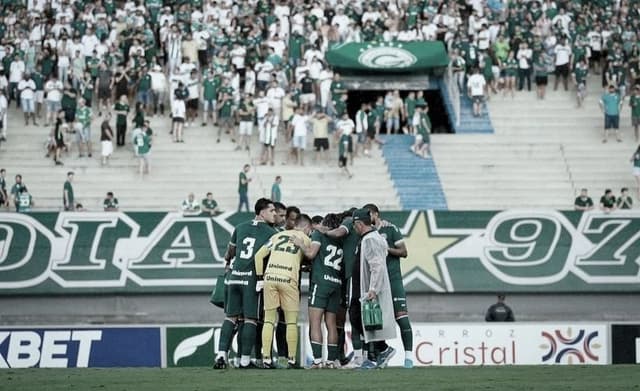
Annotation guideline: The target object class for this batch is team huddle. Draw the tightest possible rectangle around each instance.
[213,198,414,370]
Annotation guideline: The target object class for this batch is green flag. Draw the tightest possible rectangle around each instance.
[326,41,449,73]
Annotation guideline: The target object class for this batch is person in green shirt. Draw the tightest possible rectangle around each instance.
[632,145,640,200]
[410,105,431,159]
[133,130,151,175]
[238,164,252,212]
[574,188,594,211]
[17,188,33,213]
[599,85,623,143]
[201,71,220,126]
[103,191,119,211]
[75,98,92,157]
[202,192,222,216]
[502,51,518,98]
[616,187,633,209]
[573,59,589,108]
[217,92,234,143]
[63,171,74,211]
[404,92,416,134]
[133,101,145,129]
[271,176,282,202]
[113,95,130,146]
[630,85,640,142]
[136,65,152,114]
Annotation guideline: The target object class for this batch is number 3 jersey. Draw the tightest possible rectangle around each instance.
[310,231,344,287]
[256,230,311,286]
[229,220,277,281]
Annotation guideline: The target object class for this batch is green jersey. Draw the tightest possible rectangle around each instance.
[103,197,119,210]
[334,99,347,118]
[76,106,92,127]
[17,193,32,212]
[238,101,254,121]
[114,102,129,125]
[202,198,218,210]
[340,218,360,280]
[378,224,404,281]
[574,66,588,84]
[330,81,346,101]
[271,183,281,202]
[310,231,344,287]
[405,97,416,119]
[138,73,151,91]
[63,180,74,206]
[203,77,220,100]
[219,99,233,118]
[630,95,640,117]
[229,220,277,277]
[133,132,150,154]
[238,172,248,194]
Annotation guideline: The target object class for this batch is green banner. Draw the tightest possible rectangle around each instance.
[326,41,449,73]
[0,211,639,294]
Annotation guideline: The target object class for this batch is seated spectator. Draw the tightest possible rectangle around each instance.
[17,188,34,213]
[599,189,617,213]
[181,193,200,215]
[574,188,594,211]
[202,192,222,216]
[103,192,119,212]
[10,174,27,212]
[485,294,515,322]
[617,188,633,210]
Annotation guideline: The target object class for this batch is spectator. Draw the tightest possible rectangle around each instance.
[599,189,617,213]
[311,109,330,163]
[201,70,219,127]
[75,98,92,158]
[0,168,8,208]
[114,95,130,147]
[410,105,431,159]
[63,171,75,212]
[553,38,572,91]
[149,65,167,117]
[202,192,222,217]
[133,128,151,176]
[181,192,200,215]
[10,175,27,212]
[336,111,355,166]
[45,74,63,127]
[18,73,37,126]
[100,113,114,166]
[16,188,33,213]
[271,176,282,203]
[617,188,633,210]
[630,86,640,143]
[171,91,186,143]
[103,192,119,212]
[485,294,515,322]
[385,90,403,134]
[573,59,589,108]
[51,111,66,166]
[238,164,252,212]
[574,188,595,211]
[599,85,623,143]
[631,145,640,199]
[289,106,309,166]
[467,68,486,117]
[0,90,7,141]
[516,42,532,91]
[237,94,255,152]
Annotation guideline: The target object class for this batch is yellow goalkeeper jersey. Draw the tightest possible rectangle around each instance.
[255,229,311,286]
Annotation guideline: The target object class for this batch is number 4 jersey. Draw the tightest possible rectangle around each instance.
[229,220,278,281]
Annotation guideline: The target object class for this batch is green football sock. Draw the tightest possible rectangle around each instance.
[241,321,256,357]
[397,316,413,351]
[311,341,323,361]
[236,320,244,359]
[327,343,338,361]
[217,319,236,354]
[351,330,363,350]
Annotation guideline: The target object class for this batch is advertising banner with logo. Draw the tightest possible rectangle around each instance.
[303,323,609,366]
[611,324,640,364]
[0,210,639,295]
[0,326,161,368]
[326,41,449,73]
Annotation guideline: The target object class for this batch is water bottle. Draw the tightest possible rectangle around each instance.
[363,298,383,331]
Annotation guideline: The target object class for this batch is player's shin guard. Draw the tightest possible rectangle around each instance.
[261,310,277,361]
[396,315,413,353]
[217,318,236,359]
[276,320,288,358]
[284,311,299,361]
[240,321,256,365]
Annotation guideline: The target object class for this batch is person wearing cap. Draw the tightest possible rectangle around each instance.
[63,171,75,212]
[485,294,515,322]
[349,208,396,369]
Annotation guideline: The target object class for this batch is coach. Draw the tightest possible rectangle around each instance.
[351,208,397,368]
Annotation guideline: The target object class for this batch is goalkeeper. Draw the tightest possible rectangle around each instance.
[254,214,312,368]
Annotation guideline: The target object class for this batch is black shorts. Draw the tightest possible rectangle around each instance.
[187,99,198,110]
[591,50,601,62]
[555,64,569,77]
[314,138,329,151]
[338,155,347,167]
[64,108,75,123]
[367,129,376,140]
[173,117,185,123]
[535,75,548,86]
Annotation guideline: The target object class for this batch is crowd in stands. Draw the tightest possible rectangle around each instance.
[0,0,639,209]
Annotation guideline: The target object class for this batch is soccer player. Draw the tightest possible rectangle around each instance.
[214,198,278,369]
[364,204,414,368]
[254,214,312,368]
[295,213,344,368]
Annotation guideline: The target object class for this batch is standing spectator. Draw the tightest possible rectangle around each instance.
[103,192,119,212]
[599,189,617,213]
[202,192,222,216]
[0,168,6,208]
[63,171,75,212]
[617,188,633,210]
[631,145,640,199]
[410,105,431,159]
[237,95,255,151]
[114,95,130,147]
[385,90,403,134]
[355,102,368,156]
[574,188,595,211]
[75,98,92,158]
[100,113,114,166]
[181,192,201,215]
[95,63,113,117]
[136,65,152,116]
[133,129,151,175]
[10,174,27,212]
[185,69,199,127]
[573,59,589,108]
[149,65,167,117]
[261,108,279,166]
[9,55,25,108]
[485,294,515,322]
[52,111,66,166]
[45,74,64,127]
[311,109,330,163]
[289,106,309,166]
[171,92,186,143]
[502,51,518,98]
[533,52,550,100]
[336,112,355,165]
[217,92,234,144]
[467,68,486,117]
[516,42,532,91]
[18,73,37,126]
[350,208,396,369]
[271,176,282,203]
[201,71,219,127]
[599,85,623,143]
[630,86,640,143]
[553,38,572,91]
[0,90,7,141]
[238,164,252,212]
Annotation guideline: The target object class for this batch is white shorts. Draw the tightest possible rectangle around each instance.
[263,126,277,147]
[292,135,306,149]
[300,93,315,105]
[239,121,253,136]
[633,166,640,177]
[101,140,113,157]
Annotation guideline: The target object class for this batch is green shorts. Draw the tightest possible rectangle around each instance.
[308,282,342,314]
[389,277,408,313]
[225,277,261,319]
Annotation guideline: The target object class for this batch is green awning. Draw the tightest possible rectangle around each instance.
[326,41,449,74]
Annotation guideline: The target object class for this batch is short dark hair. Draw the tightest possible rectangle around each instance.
[621,187,628,192]
[206,192,212,196]
[254,198,273,215]
[362,203,379,214]
[107,191,114,197]
[605,189,612,195]
[297,213,312,227]
[0,168,5,174]
[274,201,286,211]
[311,215,323,225]
[322,213,341,230]
[286,206,301,218]
[275,175,281,181]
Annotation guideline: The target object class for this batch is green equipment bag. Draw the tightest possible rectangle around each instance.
[209,274,226,309]
[362,298,383,331]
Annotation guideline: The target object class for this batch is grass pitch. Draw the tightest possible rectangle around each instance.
[2,366,638,391]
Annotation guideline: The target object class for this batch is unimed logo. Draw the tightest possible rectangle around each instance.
[0,330,102,368]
